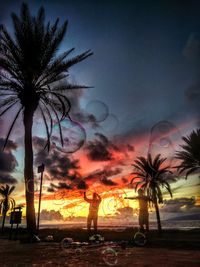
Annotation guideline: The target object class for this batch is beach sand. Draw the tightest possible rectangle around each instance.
[0,228,199,266]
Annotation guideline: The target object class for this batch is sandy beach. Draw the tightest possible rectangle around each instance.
[0,228,199,267]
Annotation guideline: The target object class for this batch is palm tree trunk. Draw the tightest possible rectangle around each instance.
[23,107,36,235]
[154,198,162,233]
[1,211,6,233]
[152,188,162,233]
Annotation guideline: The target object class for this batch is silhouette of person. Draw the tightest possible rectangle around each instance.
[125,189,151,233]
[84,192,101,234]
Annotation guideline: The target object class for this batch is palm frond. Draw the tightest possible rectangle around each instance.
[39,105,51,151]
[3,106,22,150]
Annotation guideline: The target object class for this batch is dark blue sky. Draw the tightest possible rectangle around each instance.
[1,0,200,136]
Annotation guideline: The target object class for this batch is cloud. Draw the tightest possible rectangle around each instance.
[0,173,17,184]
[0,138,18,184]
[126,144,135,152]
[57,80,102,128]
[85,133,118,161]
[33,136,79,180]
[47,177,87,192]
[116,206,133,218]
[162,197,198,213]
[33,136,89,192]
[48,182,73,192]
[100,176,118,186]
[40,209,63,221]
[121,177,128,184]
[84,167,122,183]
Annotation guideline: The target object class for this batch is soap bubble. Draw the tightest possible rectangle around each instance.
[89,234,104,243]
[26,178,40,193]
[52,118,86,153]
[101,114,119,133]
[133,232,147,246]
[102,247,118,266]
[159,137,171,148]
[75,248,83,255]
[53,190,66,206]
[86,100,109,122]
[148,120,182,168]
[102,190,128,216]
[60,237,73,251]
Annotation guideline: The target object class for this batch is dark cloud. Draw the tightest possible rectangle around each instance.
[126,144,135,152]
[47,177,87,192]
[162,197,198,213]
[48,182,73,192]
[57,81,101,129]
[116,207,133,218]
[85,133,118,161]
[0,173,17,184]
[33,136,79,180]
[33,136,88,192]
[40,209,63,221]
[100,176,118,186]
[0,138,18,184]
[84,166,122,183]
[121,177,128,184]
[76,179,87,189]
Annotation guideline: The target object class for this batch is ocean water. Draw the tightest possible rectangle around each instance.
[39,220,200,230]
[4,218,200,230]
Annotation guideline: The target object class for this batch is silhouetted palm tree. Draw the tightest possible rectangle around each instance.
[0,184,15,233]
[131,154,173,233]
[176,129,200,178]
[0,3,92,234]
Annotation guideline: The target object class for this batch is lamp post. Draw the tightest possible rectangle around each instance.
[37,163,45,233]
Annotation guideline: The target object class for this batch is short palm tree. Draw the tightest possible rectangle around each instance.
[0,3,92,234]
[176,129,200,178]
[131,153,173,233]
[0,185,15,233]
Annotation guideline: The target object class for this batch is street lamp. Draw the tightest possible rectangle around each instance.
[37,163,45,232]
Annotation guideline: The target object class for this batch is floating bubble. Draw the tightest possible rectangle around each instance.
[101,190,128,216]
[53,191,66,206]
[45,235,54,242]
[61,237,74,251]
[148,120,182,167]
[159,137,171,148]
[52,118,86,153]
[25,179,40,194]
[75,248,83,255]
[89,234,104,243]
[101,114,119,133]
[104,197,119,214]
[102,247,118,266]
[86,100,109,122]
[133,232,147,246]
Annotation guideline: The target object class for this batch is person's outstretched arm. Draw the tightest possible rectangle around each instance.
[124,197,137,200]
[84,192,91,203]
[97,194,102,202]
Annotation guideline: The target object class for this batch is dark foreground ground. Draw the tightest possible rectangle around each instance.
[0,228,200,267]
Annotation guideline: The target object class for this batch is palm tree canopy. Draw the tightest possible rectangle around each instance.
[0,3,92,149]
[0,184,15,214]
[175,128,200,178]
[131,154,173,203]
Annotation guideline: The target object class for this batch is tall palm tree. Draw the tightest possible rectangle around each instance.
[0,184,15,233]
[131,154,173,233]
[176,129,200,178]
[0,3,92,234]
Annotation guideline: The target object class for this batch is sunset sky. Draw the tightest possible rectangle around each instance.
[0,0,200,222]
